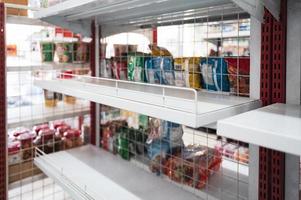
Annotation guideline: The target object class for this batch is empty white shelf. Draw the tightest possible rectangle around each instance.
[34,76,261,128]
[35,145,249,200]
[217,103,301,156]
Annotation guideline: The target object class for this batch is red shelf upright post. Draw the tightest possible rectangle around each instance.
[259,1,287,200]
[90,20,96,145]
[0,2,7,200]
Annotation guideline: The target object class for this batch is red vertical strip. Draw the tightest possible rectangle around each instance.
[90,21,96,145]
[259,9,274,200]
[152,27,157,45]
[0,3,7,200]
[259,1,287,200]
[270,1,287,199]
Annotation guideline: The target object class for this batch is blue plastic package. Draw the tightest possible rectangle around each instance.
[200,57,230,92]
[145,57,175,85]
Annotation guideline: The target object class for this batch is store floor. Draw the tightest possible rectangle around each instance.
[9,175,72,200]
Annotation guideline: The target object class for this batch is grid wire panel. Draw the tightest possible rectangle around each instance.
[6,5,91,200]
[99,6,251,200]
[0,3,7,200]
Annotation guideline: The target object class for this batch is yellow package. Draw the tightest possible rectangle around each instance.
[149,44,172,57]
[174,57,201,89]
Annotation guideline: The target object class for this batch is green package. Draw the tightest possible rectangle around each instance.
[127,52,150,82]
[41,42,54,62]
[118,129,130,160]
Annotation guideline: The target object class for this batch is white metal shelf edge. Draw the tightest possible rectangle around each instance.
[217,103,301,156]
[34,78,260,127]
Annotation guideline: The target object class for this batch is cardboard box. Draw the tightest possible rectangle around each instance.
[4,0,28,16]
[9,160,41,184]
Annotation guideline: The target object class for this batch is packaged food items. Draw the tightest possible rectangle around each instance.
[147,120,184,174]
[61,70,77,104]
[100,59,112,78]
[62,129,83,149]
[52,121,67,130]
[55,43,73,63]
[222,143,238,159]
[111,59,127,80]
[234,146,249,164]
[173,58,186,87]
[13,128,31,137]
[44,89,57,107]
[64,95,77,104]
[200,57,230,92]
[114,44,137,57]
[225,58,250,96]
[41,42,54,62]
[174,57,201,89]
[145,57,175,85]
[118,128,130,160]
[73,42,89,63]
[101,126,113,152]
[56,125,71,137]
[127,52,149,82]
[18,132,36,160]
[33,124,49,134]
[8,141,21,165]
[73,68,90,75]
[149,44,172,57]
[164,145,222,189]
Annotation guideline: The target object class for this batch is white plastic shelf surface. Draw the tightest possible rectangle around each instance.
[217,103,301,156]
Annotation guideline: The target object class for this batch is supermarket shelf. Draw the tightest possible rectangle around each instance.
[34,145,201,200]
[34,75,261,128]
[33,0,249,37]
[35,145,248,200]
[7,63,89,72]
[217,103,301,156]
[6,15,51,26]
[8,100,90,129]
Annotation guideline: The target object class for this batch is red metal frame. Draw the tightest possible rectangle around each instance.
[0,3,7,200]
[152,27,157,45]
[90,21,96,145]
[259,1,287,199]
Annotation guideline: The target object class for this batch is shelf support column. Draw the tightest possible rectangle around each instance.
[285,0,301,199]
[0,3,7,200]
[259,1,288,199]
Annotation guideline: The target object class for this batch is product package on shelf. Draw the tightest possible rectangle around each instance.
[61,70,77,104]
[34,129,56,154]
[8,141,21,165]
[44,89,57,107]
[100,59,113,78]
[113,44,138,57]
[173,58,187,87]
[225,58,250,96]
[145,45,175,85]
[145,57,175,85]
[127,52,150,82]
[101,120,127,154]
[111,57,128,80]
[55,43,73,63]
[200,57,230,92]
[234,146,249,164]
[18,131,37,161]
[164,145,222,189]
[73,42,90,64]
[147,119,183,174]
[62,129,83,149]
[174,57,201,89]
[41,42,55,62]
